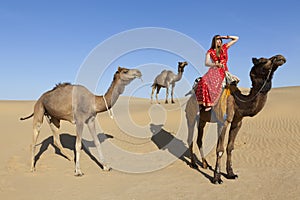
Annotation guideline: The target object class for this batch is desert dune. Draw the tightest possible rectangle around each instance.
[0,86,299,199]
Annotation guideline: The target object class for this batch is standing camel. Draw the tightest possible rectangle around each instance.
[151,61,188,104]
[185,55,286,184]
[20,67,142,176]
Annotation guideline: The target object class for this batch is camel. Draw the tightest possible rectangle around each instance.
[20,67,142,176]
[185,55,286,184]
[151,61,188,104]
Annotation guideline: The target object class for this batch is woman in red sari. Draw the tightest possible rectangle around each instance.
[196,35,239,111]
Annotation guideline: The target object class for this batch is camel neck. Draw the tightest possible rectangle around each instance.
[248,91,268,116]
[174,71,183,82]
[95,81,123,113]
[234,88,268,117]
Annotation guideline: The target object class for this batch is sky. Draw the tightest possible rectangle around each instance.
[0,0,299,100]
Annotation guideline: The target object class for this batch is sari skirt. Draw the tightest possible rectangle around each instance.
[195,67,226,106]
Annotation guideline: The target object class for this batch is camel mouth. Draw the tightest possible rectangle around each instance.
[134,70,142,79]
[272,55,286,66]
[118,68,142,83]
[275,58,286,66]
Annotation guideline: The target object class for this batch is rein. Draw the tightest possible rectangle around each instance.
[231,69,272,103]
[103,95,114,119]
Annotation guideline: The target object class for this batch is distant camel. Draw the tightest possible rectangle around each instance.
[20,67,142,176]
[151,61,188,104]
[185,55,286,184]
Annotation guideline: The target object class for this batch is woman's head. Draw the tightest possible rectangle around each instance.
[210,35,223,57]
[210,35,222,49]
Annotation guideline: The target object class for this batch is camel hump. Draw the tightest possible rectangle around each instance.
[52,82,72,90]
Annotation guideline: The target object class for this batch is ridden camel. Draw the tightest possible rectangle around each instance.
[151,61,188,104]
[20,67,142,176]
[185,55,286,184]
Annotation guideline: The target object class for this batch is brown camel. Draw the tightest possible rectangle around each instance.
[151,61,188,104]
[185,55,286,184]
[20,67,142,176]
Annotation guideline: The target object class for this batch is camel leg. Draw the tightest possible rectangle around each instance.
[86,117,111,171]
[150,86,156,104]
[171,84,175,104]
[74,121,84,176]
[197,119,209,169]
[165,84,169,104]
[187,120,196,168]
[31,122,41,172]
[155,93,159,104]
[185,95,198,168]
[188,142,196,168]
[212,121,229,184]
[226,120,242,179]
[156,86,161,104]
[224,94,239,179]
[46,116,72,161]
[31,102,44,172]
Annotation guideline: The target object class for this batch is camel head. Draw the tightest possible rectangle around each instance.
[178,61,188,73]
[115,66,142,85]
[250,54,286,93]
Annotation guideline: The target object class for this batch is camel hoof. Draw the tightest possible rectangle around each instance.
[102,165,112,171]
[227,173,238,179]
[212,172,223,184]
[74,173,84,177]
[189,162,198,169]
[212,178,223,184]
[202,159,209,169]
[74,172,84,177]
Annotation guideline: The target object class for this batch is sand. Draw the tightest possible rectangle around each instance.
[0,87,299,200]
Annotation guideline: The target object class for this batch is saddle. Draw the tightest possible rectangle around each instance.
[213,88,231,123]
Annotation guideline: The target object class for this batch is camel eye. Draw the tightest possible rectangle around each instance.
[123,70,128,74]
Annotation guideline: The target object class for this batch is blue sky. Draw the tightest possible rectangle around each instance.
[0,0,299,100]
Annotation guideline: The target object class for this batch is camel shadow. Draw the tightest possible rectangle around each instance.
[34,133,113,170]
[149,123,213,182]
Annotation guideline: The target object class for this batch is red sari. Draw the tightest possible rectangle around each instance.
[196,44,229,106]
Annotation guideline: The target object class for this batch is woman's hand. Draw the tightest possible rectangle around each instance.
[215,63,223,68]
[219,35,230,39]
[225,35,239,48]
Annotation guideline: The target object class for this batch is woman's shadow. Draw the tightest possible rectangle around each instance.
[150,123,213,182]
[34,133,113,170]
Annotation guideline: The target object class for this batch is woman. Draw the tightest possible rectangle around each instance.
[195,35,239,111]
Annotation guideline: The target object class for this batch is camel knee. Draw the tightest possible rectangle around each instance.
[76,142,82,151]
[33,122,42,132]
[53,137,64,151]
[216,147,225,157]
[75,137,82,152]
[151,87,156,96]
[226,143,234,154]
[32,123,42,143]
[53,137,60,147]
[196,139,203,149]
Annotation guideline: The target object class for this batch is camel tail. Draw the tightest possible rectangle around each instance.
[20,113,34,120]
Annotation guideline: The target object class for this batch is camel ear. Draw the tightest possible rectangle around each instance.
[252,58,259,65]
[118,66,122,72]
